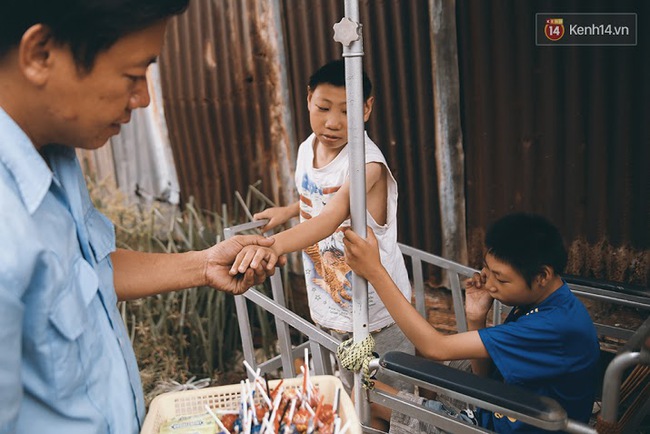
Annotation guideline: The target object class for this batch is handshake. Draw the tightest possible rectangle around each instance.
[207,234,285,296]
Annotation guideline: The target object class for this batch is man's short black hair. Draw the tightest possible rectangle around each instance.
[308,59,373,101]
[485,213,568,287]
[0,0,190,71]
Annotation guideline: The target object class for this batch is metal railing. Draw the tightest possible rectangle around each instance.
[223,220,482,380]
[224,220,650,432]
[224,220,650,375]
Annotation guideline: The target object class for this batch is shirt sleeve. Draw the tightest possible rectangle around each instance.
[0,190,42,431]
[478,309,568,384]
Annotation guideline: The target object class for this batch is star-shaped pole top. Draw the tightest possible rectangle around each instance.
[333,17,362,47]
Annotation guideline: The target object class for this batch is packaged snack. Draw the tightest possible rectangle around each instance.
[159,412,216,434]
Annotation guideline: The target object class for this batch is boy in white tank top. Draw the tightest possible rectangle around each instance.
[230,59,414,392]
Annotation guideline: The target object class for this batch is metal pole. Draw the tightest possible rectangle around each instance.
[600,351,643,422]
[333,2,370,425]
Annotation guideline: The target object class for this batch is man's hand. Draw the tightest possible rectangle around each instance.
[464,269,494,323]
[204,235,286,295]
[342,226,382,281]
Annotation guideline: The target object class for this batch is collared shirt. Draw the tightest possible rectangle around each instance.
[0,107,144,433]
[477,282,600,433]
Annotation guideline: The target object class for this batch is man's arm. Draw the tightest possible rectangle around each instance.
[270,162,384,256]
[112,249,205,300]
[113,235,283,301]
[343,228,491,362]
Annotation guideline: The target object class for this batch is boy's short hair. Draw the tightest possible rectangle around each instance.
[485,213,568,287]
[308,59,373,101]
[0,0,190,71]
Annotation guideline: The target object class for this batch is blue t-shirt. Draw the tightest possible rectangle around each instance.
[477,283,599,433]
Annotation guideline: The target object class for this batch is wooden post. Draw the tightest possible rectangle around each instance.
[429,0,468,267]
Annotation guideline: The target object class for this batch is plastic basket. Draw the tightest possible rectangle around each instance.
[141,375,361,434]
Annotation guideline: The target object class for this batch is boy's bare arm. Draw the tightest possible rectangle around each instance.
[343,227,491,363]
[253,201,300,233]
[271,162,385,255]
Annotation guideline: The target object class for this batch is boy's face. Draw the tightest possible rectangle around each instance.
[25,20,168,150]
[307,83,373,151]
[482,253,540,306]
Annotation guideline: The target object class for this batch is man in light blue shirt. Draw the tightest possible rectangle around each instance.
[0,1,283,432]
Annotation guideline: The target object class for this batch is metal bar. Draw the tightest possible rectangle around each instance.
[593,323,635,341]
[450,272,468,332]
[337,0,370,424]
[224,219,269,377]
[244,289,341,352]
[269,270,295,377]
[563,420,598,434]
[258,340,334,375]
[491,300,501,325]
[234,295,257,373]
[368,389,490,433]
[413,258,426,318]
[622,315,650,352]
[223,219,267,239]
[600,351,645,422]
[375,369,568,431]
[309,341,330,375]
[361,426,387,434]
[258,342,310,373]
[492,300,510,326]
[568,287,650,310]
[399,243,478,277]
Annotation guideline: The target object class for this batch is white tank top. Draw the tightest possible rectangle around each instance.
[294,132,411,332]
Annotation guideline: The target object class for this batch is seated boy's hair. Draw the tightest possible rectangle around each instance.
[485,213,568,287]
[308,59,373,101]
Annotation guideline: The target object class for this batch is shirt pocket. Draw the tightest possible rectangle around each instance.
[48,258,99,399]
[86,209,115,264]
[86,209,117,304]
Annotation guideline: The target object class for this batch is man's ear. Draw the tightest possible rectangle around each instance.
[306,86,313,107]
[363,96,374,122]
[18,24,55,86]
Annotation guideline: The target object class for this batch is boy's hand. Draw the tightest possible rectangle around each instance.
[464,269,493,322]
[254,207,292,232]
[342,226,382,281]
[229,244,281,276]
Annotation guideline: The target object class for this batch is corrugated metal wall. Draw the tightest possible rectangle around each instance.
[457,0,649,284]
[281,0,441,256]
[158,0,648,285]
[159,0,296,213]
[159,0,441,255]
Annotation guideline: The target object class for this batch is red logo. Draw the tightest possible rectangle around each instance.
[544,18,565,41]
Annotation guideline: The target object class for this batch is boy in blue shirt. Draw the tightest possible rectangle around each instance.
[343,213,600,433]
